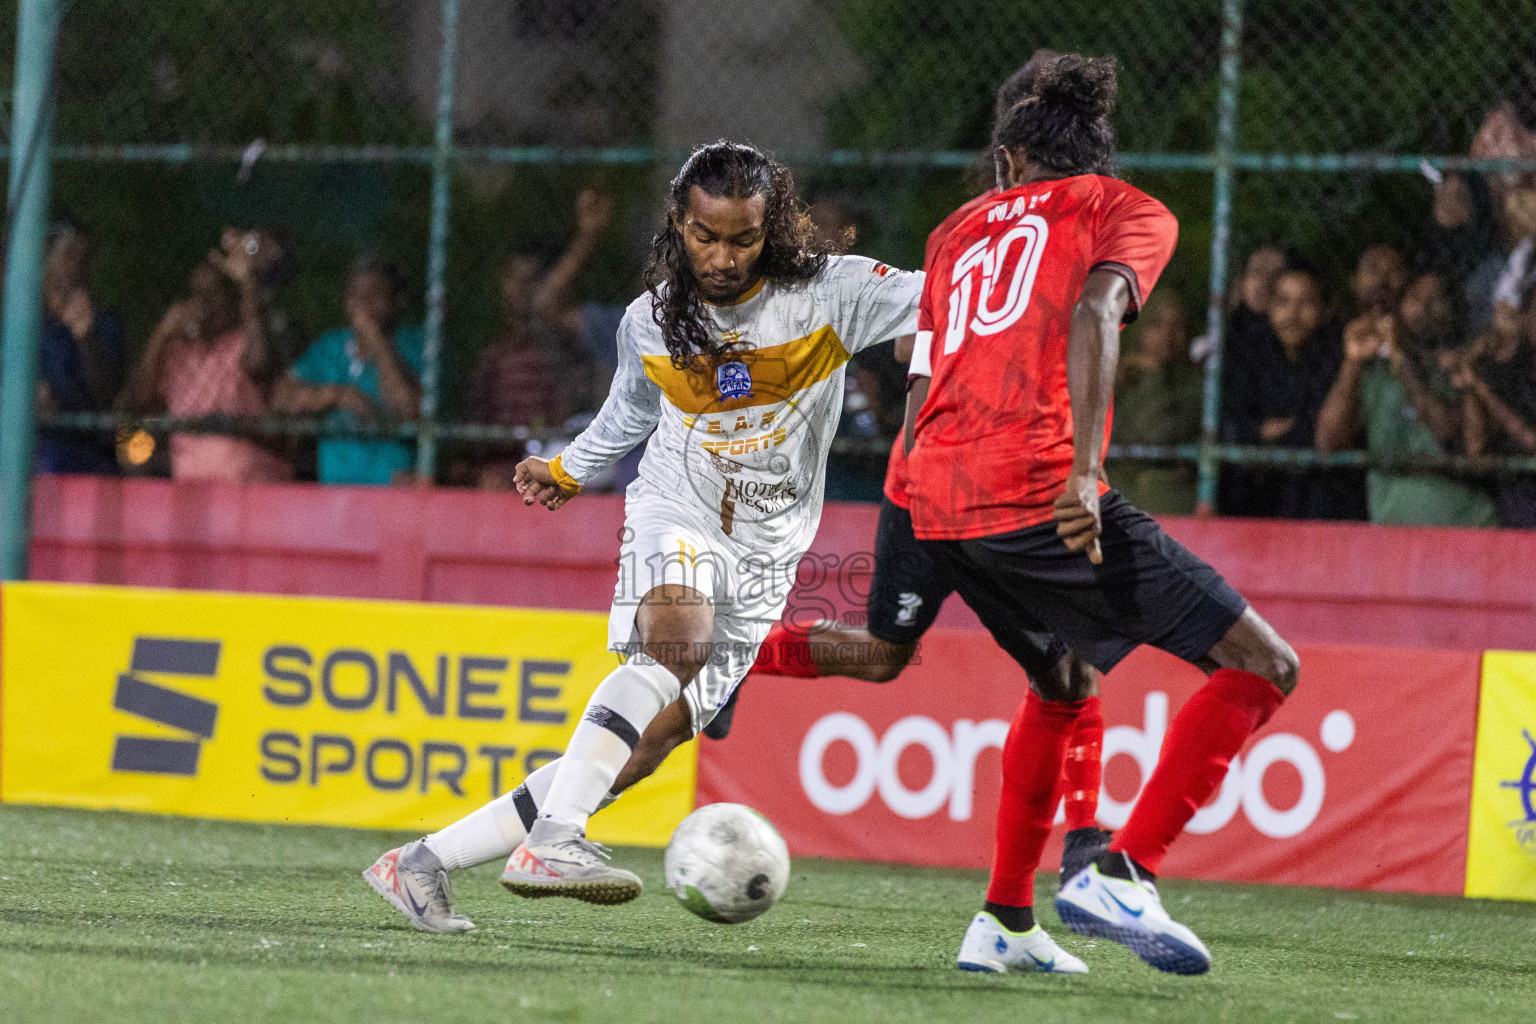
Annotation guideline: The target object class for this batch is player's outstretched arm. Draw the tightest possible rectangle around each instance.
[545,309,663,494]
[1055,269,1130,565]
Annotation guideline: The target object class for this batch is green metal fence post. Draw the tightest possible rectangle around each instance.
[1195,0,1245,515]
[0,0,62,581]
[415,0,461,481]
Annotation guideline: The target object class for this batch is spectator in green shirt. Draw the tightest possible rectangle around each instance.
[273,255,424,486]
[1316,272,1497,526]
[1109,293,1202,514]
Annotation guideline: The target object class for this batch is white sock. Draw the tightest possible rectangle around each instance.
[539,659,680,830]
[423,758,558,870]
[423,761,627,871]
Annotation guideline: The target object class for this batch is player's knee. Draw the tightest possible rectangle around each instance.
[1242,640,1299,696]
[639,642,713,687]
[1268,642,1301,696]
[1067,657,1098,700]
[1029,655,1095,702]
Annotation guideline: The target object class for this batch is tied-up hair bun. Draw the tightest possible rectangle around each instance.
[995,53,1120,178]
[1033,54,1119,120]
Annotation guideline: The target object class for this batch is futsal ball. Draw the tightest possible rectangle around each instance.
[664,803,790,924]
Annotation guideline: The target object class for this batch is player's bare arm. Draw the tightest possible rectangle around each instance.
[1055,269,1130,565]
[902,375,929,456]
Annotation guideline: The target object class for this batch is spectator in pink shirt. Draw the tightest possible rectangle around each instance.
[122,254,291,483]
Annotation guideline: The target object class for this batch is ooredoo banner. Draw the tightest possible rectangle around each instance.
[0,582,693,846]
[698,630,1481,896]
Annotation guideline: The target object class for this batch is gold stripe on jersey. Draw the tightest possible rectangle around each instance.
[641,325,850,415]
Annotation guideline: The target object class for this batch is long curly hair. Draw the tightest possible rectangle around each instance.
[646,141,831,371]
[995,54,1119,178]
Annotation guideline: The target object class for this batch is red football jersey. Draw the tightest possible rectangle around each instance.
[906,174,1178,540]
[881,188,998,509]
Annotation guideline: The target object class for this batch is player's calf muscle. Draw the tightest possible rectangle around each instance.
[613,700,693,794]
[806,623,914,682]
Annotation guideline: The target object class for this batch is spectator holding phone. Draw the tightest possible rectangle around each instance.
[274,255,424,486]
[121,253,289,483]
[1316,273,1496,526]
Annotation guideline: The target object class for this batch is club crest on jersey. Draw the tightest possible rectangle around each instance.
[716,360,753,399]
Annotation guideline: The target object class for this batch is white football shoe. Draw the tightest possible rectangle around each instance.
[1055,856,1211,975]
[500,818,642,905]
[363,839,476,933]
[955,912,1088,974]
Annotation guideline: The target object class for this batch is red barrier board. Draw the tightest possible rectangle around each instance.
[28,475,1536,651]
[697,633,1480,896]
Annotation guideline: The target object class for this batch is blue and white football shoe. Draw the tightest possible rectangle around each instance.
[955,912,1088,974]
[1055,856,1211,975]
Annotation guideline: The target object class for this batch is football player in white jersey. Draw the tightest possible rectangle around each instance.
[364,141,922,928]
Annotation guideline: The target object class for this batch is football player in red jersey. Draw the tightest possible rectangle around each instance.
[747,54,1114,975]
[906,54,1299,976]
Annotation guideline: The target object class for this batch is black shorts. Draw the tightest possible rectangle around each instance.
[709,497,1080,742]
[701,683,741,740]
[867,498,955,645]
[868,497,1071,683]
[923,490,1248,674]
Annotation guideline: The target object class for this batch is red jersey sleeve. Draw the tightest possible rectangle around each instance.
[1089,189,1178,322]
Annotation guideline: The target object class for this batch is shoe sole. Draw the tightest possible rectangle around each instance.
[956,956,1084,975]
[500,872,641,906]
[1054,899,1210,976]
[956,960,1004,973]
[362,868,474,933]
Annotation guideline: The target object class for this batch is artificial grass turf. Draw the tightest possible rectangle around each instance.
[0,805,1532,1023]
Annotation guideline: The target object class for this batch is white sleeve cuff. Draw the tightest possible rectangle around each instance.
[908,330,934,377]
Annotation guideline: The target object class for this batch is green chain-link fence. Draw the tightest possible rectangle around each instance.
[4,0,1536,574]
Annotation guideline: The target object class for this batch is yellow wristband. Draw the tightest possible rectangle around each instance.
[548,454,582,494]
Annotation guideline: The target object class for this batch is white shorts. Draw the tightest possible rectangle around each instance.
[607,490,800,735]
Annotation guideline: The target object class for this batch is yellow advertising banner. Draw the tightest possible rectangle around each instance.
[1466,650,1536,900]
[0,582,694,847]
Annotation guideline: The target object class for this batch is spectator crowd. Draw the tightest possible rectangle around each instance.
[1111,152,1536,530]
[37,189,621,491]
[28,129,1536,530]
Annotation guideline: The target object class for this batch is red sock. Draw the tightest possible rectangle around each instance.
[751,623,819,677]
[1112,668,1284,874]
[1061,696,1103,830]
[986,693,1088,907]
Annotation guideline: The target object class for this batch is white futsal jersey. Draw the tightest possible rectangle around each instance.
[549,255,920,725]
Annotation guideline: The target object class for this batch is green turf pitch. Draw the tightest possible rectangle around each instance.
[0,807,1532,1023]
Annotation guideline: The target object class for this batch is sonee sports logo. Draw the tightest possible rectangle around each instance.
[111,637,222,776]
[1500,729,1536,857]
